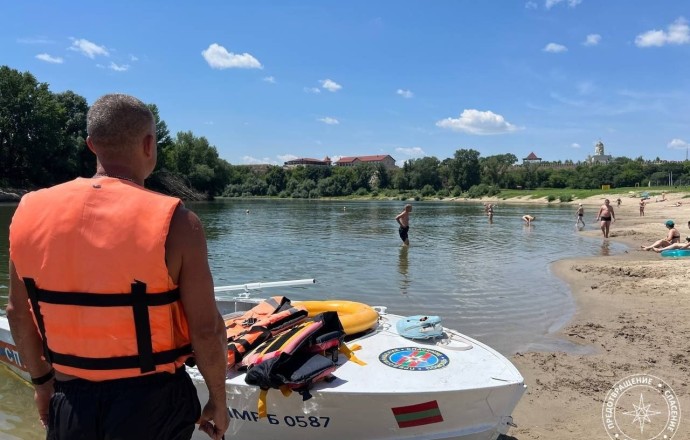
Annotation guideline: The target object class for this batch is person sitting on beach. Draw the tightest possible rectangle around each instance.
[641,220,680,251]
[670,201,683,207]
[652,220,690,252]
[596,199,615,238]
[575,203,585,227]
[522,214,535,225]
[616,198,622,207]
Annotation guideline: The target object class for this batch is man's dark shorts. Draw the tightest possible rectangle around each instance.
[399,225,410,242]
[48,367,201,440]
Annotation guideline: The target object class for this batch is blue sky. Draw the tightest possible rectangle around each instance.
[2,1,690,166]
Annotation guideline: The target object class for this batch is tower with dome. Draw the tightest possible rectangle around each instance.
[586,140,613,164]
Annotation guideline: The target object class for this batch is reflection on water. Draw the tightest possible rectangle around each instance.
[600,240,611,256]
[0,199,628,438]
[397,246,409,295]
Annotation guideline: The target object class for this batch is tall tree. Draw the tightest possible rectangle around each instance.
[448,149,481,190]
[0,66,65,186]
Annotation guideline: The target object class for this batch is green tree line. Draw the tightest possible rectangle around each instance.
[1,66,687,200]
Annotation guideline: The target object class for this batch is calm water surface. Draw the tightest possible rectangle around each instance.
[0,199,626,439]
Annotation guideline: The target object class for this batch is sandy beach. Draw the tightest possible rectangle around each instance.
[500,192,690,439]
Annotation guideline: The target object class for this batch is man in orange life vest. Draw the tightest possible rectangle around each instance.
[7,94,229,439]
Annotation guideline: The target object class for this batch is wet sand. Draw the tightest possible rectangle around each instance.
[501,193,690,439]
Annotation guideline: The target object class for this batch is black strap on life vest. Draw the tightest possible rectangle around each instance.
[23,277,191,373]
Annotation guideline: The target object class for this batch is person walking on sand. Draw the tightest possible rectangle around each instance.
[6,94,229,440]
[396,204,412,246]
[522,214,535,225]
[575,203,585,227]
[596,199,615,238]
[639,199,645,217]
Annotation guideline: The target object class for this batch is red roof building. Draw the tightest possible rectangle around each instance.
[334,154,397,169]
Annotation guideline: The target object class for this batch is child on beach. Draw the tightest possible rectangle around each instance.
[575,204,585,227]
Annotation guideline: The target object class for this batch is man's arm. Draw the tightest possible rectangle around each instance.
[7,260,54,426]
[395,211,404,226]
[166,206,229,439]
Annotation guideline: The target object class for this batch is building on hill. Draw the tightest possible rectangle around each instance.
[522,152,542,164]
[283,156,332,169]
[587,140,613,164]
[334,154,397,169]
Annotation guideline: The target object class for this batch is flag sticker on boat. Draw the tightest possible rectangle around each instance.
[378,347,449,371]
[391,400,444,428]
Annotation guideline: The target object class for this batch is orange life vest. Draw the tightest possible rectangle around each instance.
[225,296,308,368]
[9,177,192,381]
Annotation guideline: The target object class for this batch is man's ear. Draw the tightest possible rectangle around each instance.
[143,133,155,158]
[86,136,97,154]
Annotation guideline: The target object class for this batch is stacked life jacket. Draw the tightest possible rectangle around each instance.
[225,296,308,368]
[242,311,366,418]
[8,178,192,381]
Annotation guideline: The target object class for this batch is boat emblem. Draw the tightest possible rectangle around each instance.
[378,347,449,371]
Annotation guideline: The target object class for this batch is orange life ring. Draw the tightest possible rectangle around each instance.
[293,300,379,335]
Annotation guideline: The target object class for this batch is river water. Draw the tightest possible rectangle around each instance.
[0,198,626,439]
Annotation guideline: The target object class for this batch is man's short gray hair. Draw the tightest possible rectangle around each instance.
[87,94,154,153]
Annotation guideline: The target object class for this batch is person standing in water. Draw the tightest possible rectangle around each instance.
[487,203,494,222]
[575,203,585,227]
[396,204,412,246]
[596,199,615,238]
[522,214,535,225]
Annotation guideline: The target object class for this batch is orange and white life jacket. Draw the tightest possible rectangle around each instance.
[9,177,192,381]
[225,296,308,367]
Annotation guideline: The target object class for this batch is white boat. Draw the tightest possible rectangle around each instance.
[0,279,525,440]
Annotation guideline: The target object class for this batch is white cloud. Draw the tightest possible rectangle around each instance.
[203,121,214,125]
[543,43,568,53]
[571,143,581,149]
[130,55,139,62]
[396,89,414,99]
[318,117,340,125]
[242,156,277,165]
[635,18,690,47]
[668,138,688,149]
[17,37,55,44]
[395,147,425,157]
[577,81,594,95]
[525,1,538,9]
[320,79,342,92]
[108,62,129,72]
[304,87,321,94]
[35,53,63,64]
[263,76,276,83]
[278,154,298,162]
[436,109,521,135]
[201,43,263,69]
[545,0,582,9]
[69,38,109,58]
[584,34,601,46]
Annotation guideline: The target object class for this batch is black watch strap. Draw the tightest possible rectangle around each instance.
[31,367,55,385]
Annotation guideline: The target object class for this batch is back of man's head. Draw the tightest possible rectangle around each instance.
[87,94,154,158]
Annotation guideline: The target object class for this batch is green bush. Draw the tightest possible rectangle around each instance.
[558,194,573,202]
[466,184,500,199]
[546,194,556,202]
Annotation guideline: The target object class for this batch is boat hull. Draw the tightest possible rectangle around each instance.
[0,303,525,440]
